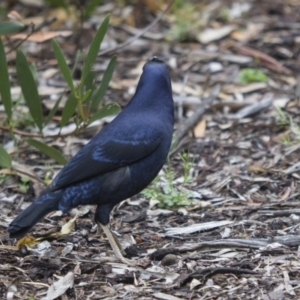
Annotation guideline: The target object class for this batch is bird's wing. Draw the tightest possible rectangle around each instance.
[49,132,162,190]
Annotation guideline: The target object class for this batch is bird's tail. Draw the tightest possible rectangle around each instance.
[7,191,61,239]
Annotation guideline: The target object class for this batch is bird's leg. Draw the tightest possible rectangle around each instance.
[97,223,125,255]
[98,223,136,266]
[110,229,126,256]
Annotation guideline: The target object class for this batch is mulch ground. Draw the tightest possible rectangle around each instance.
[1,0,300,299]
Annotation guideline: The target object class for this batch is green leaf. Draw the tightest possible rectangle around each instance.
[51,39,76,95]
[16,50,43,132]
[61,93,77,127]
[238,68,268,83]
[0,21,24,36]
[83,70,96,92]
[88,103,120,125]
[44,0,68,9]
[82,70,96,105]
[0,39,12,120]
[45,93,63,125]
[0,145,12,168]
[26,138,67,165]
[90,55,117,110]
[82,90,91,103]
[72,50,83,75]
[81,14,110,81]
[83,0,103,19]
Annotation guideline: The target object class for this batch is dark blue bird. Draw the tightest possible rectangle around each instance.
[8,57,174,265]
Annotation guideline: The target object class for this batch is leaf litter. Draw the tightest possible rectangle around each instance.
[1,0,300,299]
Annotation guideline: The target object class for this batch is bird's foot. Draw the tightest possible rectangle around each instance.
[115,255,150,268]
[99,223,143,266]
[114,252,137,266]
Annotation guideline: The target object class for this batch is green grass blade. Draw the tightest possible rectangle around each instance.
[26,138,67,165]
[16,50,43,132]
[60,93,77,127]
[82,70,96,105]
[88,103,120,125]
[0,21,24,35]
[82,90,91,103]
[51,39,76,95]
[0,145,12,168]
[81,14,110,81]
[90,55,117,110]
[45,93,63,125]
[83,70,96,92]
[0,39,12,120]
[83,0,103,19]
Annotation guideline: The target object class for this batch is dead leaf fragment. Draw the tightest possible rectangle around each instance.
[16,236,36,249]
[198,25,236,44]
[190,278,201,290]
[194,119,206,138]
[165,220,234,236]
[11,31,72,43]
[234,94,273,119]
[60,214,78,236]
[231,23,264,42]
[153,292,184,300]
[247,165,268,174]
[42,272,74,300]
[285,161,300,174]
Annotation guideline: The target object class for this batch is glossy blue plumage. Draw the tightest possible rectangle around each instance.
[8,57,174,238]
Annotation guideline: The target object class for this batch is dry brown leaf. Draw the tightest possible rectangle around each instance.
[194,119,206,138]
[172,82,202,96]
[0,169,15,176]
[47,7,78,29]
[7,10,23,21]
[278,187,291,201]
[198,25,236,44]
[16,236,36,249]
[231,23,264,42]
[10,30,72,42]
[247,165,268,173]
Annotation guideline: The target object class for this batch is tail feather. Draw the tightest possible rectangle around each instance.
[7,192,61,238]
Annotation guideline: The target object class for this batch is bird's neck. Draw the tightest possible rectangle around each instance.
[127,78,174,115]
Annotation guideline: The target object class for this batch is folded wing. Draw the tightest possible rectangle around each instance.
[49,133,162,191]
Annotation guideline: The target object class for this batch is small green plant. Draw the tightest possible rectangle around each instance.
[281,134,291,145]
[0,173,10,184]
[142,170,191,208]
[179,152,194,184]
[142,153,194,208]
[0,15,120,169]
[276,107,290,126]
[238,68,268,83]
[0,145,11,168]
[44,0,102,20]
[275,107,300,144]
[169,3,201,42]
[219,7,231,22]
[19,176,30,192]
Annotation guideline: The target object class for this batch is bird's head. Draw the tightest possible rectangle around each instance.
[124,57,174,117]
[143,57,171,84]
[135,57,172,96]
